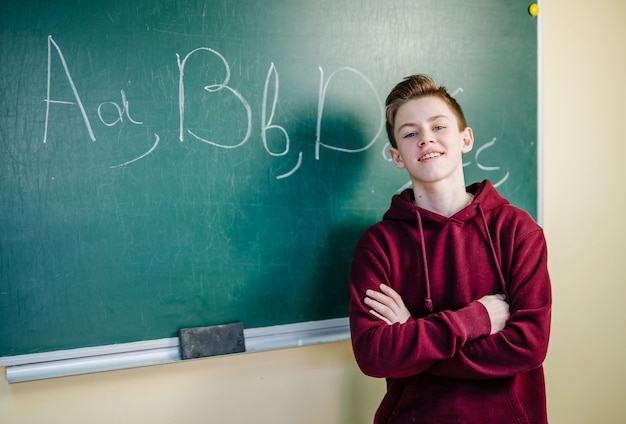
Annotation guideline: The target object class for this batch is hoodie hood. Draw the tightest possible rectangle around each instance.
[382,180,510,311]
[383,180,509,223]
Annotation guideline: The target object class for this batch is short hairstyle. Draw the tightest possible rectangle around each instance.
[385,74,467,148]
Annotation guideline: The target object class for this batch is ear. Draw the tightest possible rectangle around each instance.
[389,147,404,169]
[389,147,405,169]
[461,127,474,153]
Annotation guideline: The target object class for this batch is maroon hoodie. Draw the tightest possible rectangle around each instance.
[349,180,551,423]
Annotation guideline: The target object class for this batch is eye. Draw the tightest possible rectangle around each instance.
[403,132,417,139]
[434,125,445,131]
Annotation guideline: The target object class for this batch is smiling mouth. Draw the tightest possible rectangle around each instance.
[419,152,443,161]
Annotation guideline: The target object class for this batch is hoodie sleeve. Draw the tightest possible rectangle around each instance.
[349,236,493,379]
[425,228,552,380]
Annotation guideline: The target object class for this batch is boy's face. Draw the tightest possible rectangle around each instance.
[389,96,473,186]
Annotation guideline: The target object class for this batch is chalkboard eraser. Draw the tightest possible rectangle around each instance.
[179,322,246,360]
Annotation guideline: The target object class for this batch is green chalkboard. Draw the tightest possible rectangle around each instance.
[0,0,537,357]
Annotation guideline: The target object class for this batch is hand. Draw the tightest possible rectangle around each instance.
[364,284,411,325]
[477,294,510,335]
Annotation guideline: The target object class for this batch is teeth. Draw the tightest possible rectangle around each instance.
[419,152,442,161]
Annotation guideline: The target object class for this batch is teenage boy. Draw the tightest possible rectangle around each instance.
[349,74,551,423]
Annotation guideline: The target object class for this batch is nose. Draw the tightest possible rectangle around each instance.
[418,130,434,146]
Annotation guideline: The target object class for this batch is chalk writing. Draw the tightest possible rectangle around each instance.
[262,62,289,158]
[262,62,301,179]
[109,134,160,169]
[475,137,510,187]
[97,90,143,127]
[315,66,384,160]
[43,35,508,183]
[177,47,252,149]
[44,36,95,143]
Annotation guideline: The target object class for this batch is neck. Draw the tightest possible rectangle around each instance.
[412,183,473,217]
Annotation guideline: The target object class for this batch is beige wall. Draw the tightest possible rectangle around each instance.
[0,342,384,423]
[542,0,626,422]
[3,1,626,422]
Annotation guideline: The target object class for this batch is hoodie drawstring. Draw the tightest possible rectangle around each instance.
[477,203,509,299]
[414,210,434,312]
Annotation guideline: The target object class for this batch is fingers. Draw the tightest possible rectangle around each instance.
[364,284,411,325]
[364,288,394,317]
[368,308,393,326]
[364,284,398,315]
[365,285,396,307]
[378,283,404,301]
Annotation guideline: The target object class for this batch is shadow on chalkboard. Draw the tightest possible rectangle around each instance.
[249,103,378,324]
[315,110,378,321]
